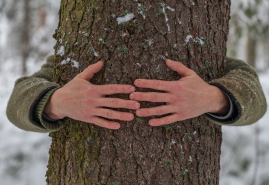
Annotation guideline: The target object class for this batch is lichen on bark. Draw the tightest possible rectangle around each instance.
[47,0,231,184]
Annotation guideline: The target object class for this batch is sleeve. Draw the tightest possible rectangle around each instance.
[205,57,267,126]
[6,56,69,133]
[206,92,234,120]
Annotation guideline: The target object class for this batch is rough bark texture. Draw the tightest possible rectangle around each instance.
[46,0,231,184]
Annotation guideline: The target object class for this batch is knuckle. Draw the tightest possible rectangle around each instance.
[173,83,181,91]
[87,86,97,94]
[165,119,170,125]
[111,98,118,106]
[105,110,113,118]
[156,108,164,115]
[137,93,143,100]
[86,98,96,105]
[109,85,116,93]
[98,121,105,127]
[174,95,181,102]
[170,95,177,102]
[151,93,158,101]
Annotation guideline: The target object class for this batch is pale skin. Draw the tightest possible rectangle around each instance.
[44,59,230,129]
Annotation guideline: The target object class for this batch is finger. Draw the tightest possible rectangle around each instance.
[76,61,103,81]
[136,105,176,117]
[89,116,120,129]
[97,98,140,110]
[149,113,180,127]
[166,59,196,77]
[129,92,174,103]
[134,79,172,92]
[94,108,134,121]
[97,84,136,95]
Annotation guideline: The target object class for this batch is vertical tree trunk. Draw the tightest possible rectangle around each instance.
[46,0,230,184]
[21,0,31,75]
[246,36,257,69]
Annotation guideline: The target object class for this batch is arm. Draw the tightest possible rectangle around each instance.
[7,56,140,133]
[129,58,267,126]
[6,56,63,132]
[206,57,267,126]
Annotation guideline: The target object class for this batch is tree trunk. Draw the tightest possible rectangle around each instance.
[46,0,231,184]
[246,35,257,69]
[21,0,31,75]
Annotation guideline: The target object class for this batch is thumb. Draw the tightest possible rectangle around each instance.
[166,59,195,77]
[77,61,103,81]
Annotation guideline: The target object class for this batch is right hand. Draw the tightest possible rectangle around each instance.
[43,61,140,129]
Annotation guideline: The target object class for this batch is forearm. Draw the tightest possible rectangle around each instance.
[6,56,67,132]
[205,58,267,126]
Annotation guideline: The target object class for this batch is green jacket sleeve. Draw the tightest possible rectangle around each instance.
[205,57,267,126]
[6,56,68,133]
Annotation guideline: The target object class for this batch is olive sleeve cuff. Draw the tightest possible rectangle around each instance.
[34,87,69,132]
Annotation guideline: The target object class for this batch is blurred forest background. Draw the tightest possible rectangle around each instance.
[0,0,268,185]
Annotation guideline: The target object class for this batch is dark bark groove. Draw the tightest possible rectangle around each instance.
[46,0,231,184]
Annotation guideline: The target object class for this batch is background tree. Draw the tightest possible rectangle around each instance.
[46,0,231,184]
[227,0,269,70]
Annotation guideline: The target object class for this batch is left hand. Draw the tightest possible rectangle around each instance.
[129,59,230,126]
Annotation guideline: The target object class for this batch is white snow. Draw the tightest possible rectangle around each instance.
[137,3,145,19]
[167,6,175,11]
[136,63,141,67]
[116,13,134,25]
[145,39,154,46]
[177,18,182,25]
[57,46,65,56]
[185,35,205,46]
[92,46,99,57]
[160,3,170,33]
[189,156,193,162]
[185,35,193,45]
[61,58,79,68]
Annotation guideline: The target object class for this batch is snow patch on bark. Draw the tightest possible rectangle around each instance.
[116,13,134,24]
[57,46,65,56]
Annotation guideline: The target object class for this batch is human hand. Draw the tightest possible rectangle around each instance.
[43,61,140,129]
[129,59,230,127]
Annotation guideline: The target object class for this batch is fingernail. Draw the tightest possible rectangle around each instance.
[128,114,133,120]
[150,121,155,126]
[115,124,120,129]
[133,103,139,109]
[167,59,173,64]
[130,86,135,92]
[137,110,142,116]
[135,80,140,86]
[130,94,135,100]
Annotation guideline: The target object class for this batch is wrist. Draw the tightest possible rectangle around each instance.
[208,85,230,115]
[43,88,65,120]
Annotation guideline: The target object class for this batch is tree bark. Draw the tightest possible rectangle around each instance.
[46,0,231,184]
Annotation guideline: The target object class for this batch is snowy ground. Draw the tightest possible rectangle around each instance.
[0,57,268,185]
